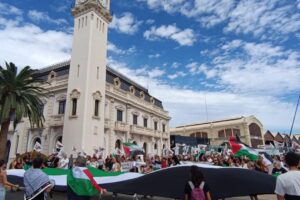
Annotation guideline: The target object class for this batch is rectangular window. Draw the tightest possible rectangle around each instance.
[163,124,166,132]
[58,100,66,114]
[154,121,158,131]
[143,118,147,128]
[94,100,100,117]
[133,114,138,125]
[117,110,123,122]
[72,99,77,116]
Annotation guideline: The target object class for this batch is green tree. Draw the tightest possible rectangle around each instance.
[0,62,46,160]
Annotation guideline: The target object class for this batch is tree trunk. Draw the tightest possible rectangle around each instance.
[0,120,10,161]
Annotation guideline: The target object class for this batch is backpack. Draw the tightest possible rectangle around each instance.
[188,181,205,200]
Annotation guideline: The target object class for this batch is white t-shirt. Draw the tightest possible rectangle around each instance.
[58,158,69,169]
[275,170,300,196]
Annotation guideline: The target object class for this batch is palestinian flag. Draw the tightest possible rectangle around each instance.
[123,142,145,156]
[67,167,102,196]
[7,163,276,200]
[229,137,258,160]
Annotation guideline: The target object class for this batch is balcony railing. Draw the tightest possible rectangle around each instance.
[130,125,154,136]
[49,114,64,127]
[114,121,129,132]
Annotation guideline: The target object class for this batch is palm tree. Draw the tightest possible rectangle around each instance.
[0,62,47,160]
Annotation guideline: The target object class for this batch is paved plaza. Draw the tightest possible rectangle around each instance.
[7,191,275,200]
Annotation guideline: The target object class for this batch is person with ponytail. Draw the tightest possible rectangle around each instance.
[184,165,211,200]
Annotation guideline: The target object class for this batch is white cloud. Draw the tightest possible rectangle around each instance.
[224,0,300,39]
[221,40,242,50]
[202,40,300,95]
[107,57,300,131]
[144,24,196,46]
[110,12,142,35]
[107,42,126,55]
[171,62,180,68]
[148,53,160,58]
[168,71,186,79]
[148,67,165,78]
[140,0,300,40]
[0,2,23,16]
[28,10,68,25]
[107,42,136,55]
[145,19,155,24]
[140,0,185,13]
[0,11,72,68]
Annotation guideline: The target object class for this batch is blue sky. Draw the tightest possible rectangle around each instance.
[0,0,300,133]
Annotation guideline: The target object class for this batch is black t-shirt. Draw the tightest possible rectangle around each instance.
[184,181,210,200]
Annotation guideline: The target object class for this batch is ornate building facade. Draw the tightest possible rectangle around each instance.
[170,116,264,148]
[6,0,170,161]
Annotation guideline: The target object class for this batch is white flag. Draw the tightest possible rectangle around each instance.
[33,142,42,152]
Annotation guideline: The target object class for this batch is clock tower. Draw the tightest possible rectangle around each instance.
[62,0,112,155]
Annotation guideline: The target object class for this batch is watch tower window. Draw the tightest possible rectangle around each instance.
[72,98,77,116]
[94,100,100,117]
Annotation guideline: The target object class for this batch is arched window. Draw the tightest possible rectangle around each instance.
[133,141,137,145]
[249,123,263,148]
[154,143,157,150]
[70,89,80,116]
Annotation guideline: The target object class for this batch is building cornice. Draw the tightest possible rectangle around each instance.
[72,0,112,22]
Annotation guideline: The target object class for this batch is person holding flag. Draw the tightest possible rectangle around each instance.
[67,156,106,200]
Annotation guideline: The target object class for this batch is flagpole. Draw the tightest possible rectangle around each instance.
[289,95,300,146]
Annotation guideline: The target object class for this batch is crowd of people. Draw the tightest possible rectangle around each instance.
[9,148,289,177]
[2,147,300,200]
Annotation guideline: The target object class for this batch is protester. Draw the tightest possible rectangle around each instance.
[24,157,53,200]
[275,151,300,200]
[0,160,19,200]
[254,160,268,173]
[184,165,211,200]
[67,156,105,200]
[272,161,287,176]
[58,152,69,169]
[11,154,23,169]
[111,157,121,172]
[89,156,98,168]
[97,155,104,170]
